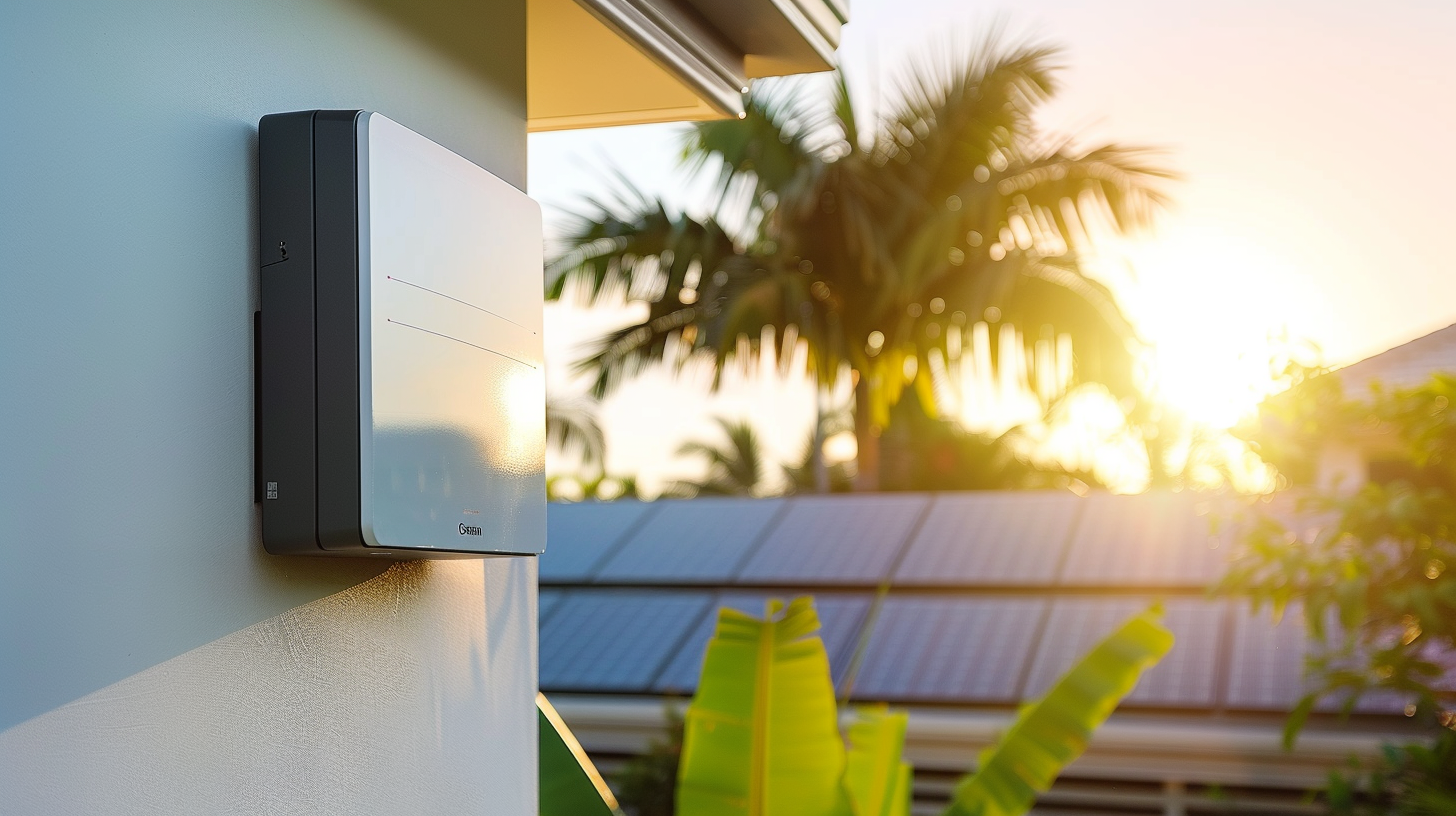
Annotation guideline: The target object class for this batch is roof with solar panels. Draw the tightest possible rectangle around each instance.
[536,490,1404,715]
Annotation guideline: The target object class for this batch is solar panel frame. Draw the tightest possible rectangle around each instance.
[595,498,788,583]
[538,588,565,625]
[893,492,1080,586]
[735,494,932,585]
[538,590,714,692]
[849,596,1046,704]
[540,500,657,583]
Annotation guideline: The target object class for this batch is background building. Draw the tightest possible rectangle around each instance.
[1307,323,1456,491]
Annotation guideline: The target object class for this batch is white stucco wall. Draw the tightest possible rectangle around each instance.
[0,562,537,814]
[0,0,537,812]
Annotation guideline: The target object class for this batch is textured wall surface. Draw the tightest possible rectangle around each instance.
[0,562,538,815]
[0,0,537,812]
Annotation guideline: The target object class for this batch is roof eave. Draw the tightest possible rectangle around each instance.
[528,0,846,132]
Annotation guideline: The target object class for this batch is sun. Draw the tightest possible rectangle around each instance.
[1119,225,1326,430]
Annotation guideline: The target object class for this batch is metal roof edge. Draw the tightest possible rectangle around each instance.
[574,0,747,118]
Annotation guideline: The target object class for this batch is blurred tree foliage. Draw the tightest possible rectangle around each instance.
[1224,372,1456,812]
[547,394,607,469]
[546,31,1171,489]
[874,390,1079,491]
[613,705,684,816]
[666,407,1064,498]
[547,473,642,502]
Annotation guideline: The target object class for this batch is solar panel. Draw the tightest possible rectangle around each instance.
[595,498,787,583]
[539,590,713,692]
[850,597,1046,703]
[1224,602,1319,710]
[540,500,656,583]
[736,494,931,585]
[653,592,873,694]
[1058,493,1230,587]
[538,588,564,625]
[893,492,1078,586]
[1022,598,1226,707]
[1225,603,1413,714]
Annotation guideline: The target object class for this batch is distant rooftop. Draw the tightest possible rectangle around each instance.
[1336,321,1456,395]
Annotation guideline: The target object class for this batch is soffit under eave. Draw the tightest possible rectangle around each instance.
[528,0,747,132]
[528,0,846,132]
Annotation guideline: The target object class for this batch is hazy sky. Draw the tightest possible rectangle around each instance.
[529,0,1456,488]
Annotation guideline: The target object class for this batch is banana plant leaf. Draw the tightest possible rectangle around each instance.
[539,692,623,816]
[844,706,911,816]
[943,607,1173,816]
[677,597,853,816]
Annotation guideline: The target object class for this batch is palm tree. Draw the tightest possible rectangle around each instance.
[666,418,773,497]
[545,393,606,468]
[547,32,1172,488]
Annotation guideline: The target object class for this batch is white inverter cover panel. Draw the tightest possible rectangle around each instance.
[359,113,545,554]
[258,109,544,557]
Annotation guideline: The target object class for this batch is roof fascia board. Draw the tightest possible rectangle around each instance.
[681,0,842,78]
[745,0,835,78]
[781,0,841,52]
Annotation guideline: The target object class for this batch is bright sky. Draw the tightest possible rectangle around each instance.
[529,0,1456,491]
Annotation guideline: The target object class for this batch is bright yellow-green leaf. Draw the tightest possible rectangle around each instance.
[943,608,1174,816]
[539,693,624,816]
[913,366,940,421]
[844,706,912,816]
[677,598,853,816]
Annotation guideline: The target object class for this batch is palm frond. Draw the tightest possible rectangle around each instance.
[684,77,838,210]
[545,395,606,466]
[993,143,1175,237]
[671,418,772,496]
[552,28,1175,445]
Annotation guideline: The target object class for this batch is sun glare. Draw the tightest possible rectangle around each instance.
[1121,226,1327,430]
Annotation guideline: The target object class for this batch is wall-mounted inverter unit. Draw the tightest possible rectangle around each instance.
[257,110,545,558]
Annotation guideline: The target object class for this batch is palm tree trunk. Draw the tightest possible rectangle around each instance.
[853,376,880,492]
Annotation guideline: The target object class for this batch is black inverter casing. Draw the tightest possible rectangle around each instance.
[257,110,546,558]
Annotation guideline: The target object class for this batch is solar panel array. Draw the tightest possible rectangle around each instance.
[596,498,786,583]
[539,501,655,582]
[538,492,1404,715]
[1058,492,1232,586]
[893,492,1078,586]
[853,597,1044,702]
[736,494,931,584]
[539,591,713,691]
